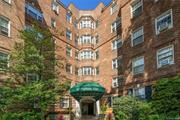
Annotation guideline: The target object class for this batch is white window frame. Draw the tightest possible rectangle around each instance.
[66,12,72,23]
[132,56,144,75]
[0,16,10,37]
[134,87,145,99]
[131,26,144,46]
[155,9,173,35]
[3,0,11,4]
[131,0,143,18]
[66,64,73,74]
[112,76,123,88]
[156,45,174,68]
[112,57,122,69]
[60,98,69,109]
[52,2,59,14]
[51,19,56,28]
[110,1,118,15]
[112,39,123,50]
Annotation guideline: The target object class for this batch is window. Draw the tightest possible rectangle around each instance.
[0,52,8,71]
[66,64,72,74]
[111,1,118,15]
[112,39,123,50]
[81,67,93,75]
[95,35,99,44]
[95,67,99,75]
[26,73,39,82]
[111,18,121,33]
[60,98,69,108]
[96,20,99,28]
[131,0,143,18]
[75,67,79,75]
[51,19,56,28]
[95,50,99,60]
[112,57,122,69]
[155,9,173,35]
[112,77,123,88]
[25,3,43,22]
[80,50,94,60]
[51,1,59,14]
[0,17,10,37]
[66,46,72,57]
[3,0,11,4]
[66,12,72,23]
[66,29,72,40]
[157,45,174,68]
[131,27,144,46]
[79,17,94,29]
[132,56,144,75]
[74,20,78,29]
[79,35,92,44]
[134,87,145,99]
[75,50,79,60]
[128,86,152,100]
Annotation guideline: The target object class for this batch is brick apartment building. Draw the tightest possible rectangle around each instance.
[0,0,180,119]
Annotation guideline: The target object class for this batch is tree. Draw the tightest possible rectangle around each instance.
[113,96,154,120]
[151,75,180,118]
[0,23,70,120]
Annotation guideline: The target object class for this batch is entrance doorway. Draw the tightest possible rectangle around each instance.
[81,100,95,116]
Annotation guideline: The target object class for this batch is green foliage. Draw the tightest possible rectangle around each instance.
[151,75,180,118]
[0,23,70,119]
[113,96,153,120]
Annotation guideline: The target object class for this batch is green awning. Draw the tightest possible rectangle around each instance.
[70,82,105,101]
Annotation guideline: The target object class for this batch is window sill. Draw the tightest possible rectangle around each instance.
[157,62,175,70]
[2,0,12,6]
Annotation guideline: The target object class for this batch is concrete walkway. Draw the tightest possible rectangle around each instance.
[80,115,98,120]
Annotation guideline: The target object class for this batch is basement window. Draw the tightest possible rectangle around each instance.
[155,9,173,35]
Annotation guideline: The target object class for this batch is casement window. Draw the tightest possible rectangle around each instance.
[110,1,118,15]
[26,73,39,82]
[80,50,94,60]
[112,77,123,88]
[66,64,72,74]
[112,39,123,50]
[66,29,72,40]
[25,3,43,22]
[96,20,99,28]
[95,35,99,44]
[79,35,92,44]
[131,26,144,46]
[131,0,143,18]
[157,45,174,68]
[74,20,78,29]
[132,56,144,75]
[51,1,59,14]
[75,67,79,75]
[95,67,99,75]
[75,36,79,46]
[111,18,121,33]
[66,46,72,57]
[3,0,11,4]
[81,67,93,75]
[155,9,173,35]
[60,98,69,109]
[51,19,56,28]
[128,86,152,100]
[66,12,72,23]
[95,50,99,60]
[0,52,9,71]
[75,50,79,60]
[0,17,10,37]
[112,57,122,69]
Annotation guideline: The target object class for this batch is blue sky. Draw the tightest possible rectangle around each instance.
[60,0,112,10]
